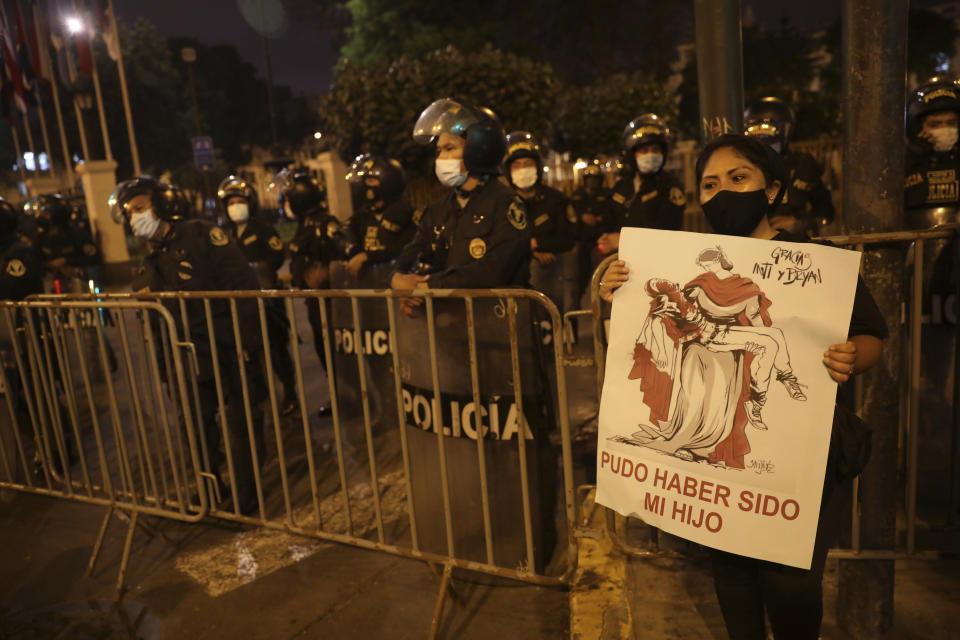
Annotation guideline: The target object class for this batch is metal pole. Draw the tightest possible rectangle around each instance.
[10,121,28,184]
[108,0,140,175]
[258,0,278,148]
[693,0,744,141]
[33,2,73,185]
[34,90,57,180]
[72,97,91,163]
[836,0,908,636]
[19,109,39,178]
[72,0,111,161]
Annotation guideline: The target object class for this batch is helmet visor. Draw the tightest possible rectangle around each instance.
[412,98,479,144]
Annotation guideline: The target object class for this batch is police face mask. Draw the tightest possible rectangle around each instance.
[435,158,468,188]
[227,202,249,223]
[511,167,539,190]
[635,152,664,175]
[700,189,770,237]
[130,209,160,239]
[930,127,959,152]
[283,201,298,220]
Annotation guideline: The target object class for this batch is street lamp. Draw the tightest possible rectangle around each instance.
[65,16,84,34]
[313,131,323,140]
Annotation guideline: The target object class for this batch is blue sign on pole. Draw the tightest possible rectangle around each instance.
[191,136,215,170]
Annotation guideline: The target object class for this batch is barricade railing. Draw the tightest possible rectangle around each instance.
[587,226,960,561]
[14,287,579,635]
[0,297,209,594]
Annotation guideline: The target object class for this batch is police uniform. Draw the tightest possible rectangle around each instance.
[905,145,960,210]
[1,235,43,301]
[610,171,686,231]
[571,184,616,298]
[347,200,420,269]
[38,224,82,272]
[772,151,835,233]
[289,209,348,288]
[135,218,265,514]
[71,208,102,269]
[227,217,286,287]
[394,178,530,288]
[522,183,577,311]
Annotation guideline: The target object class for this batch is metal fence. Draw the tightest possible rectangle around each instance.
[588,226,960,561]
[1,287,579,636]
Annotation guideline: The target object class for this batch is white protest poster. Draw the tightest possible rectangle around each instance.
[596,227,861,569]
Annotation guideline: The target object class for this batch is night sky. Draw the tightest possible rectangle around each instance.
[111,0,942,97]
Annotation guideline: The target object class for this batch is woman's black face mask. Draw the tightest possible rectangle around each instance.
[700,189,770,237]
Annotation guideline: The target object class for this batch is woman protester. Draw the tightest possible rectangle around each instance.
[599,134,887,640]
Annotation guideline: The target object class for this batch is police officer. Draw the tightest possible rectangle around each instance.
[391,98,529,316]
[279,168,345,416]
[1,197,42,301]
[503,131,577,313]
[571,157,615,303]
[744,97,836,235]
[111,176,265,515]
[600,114,687,254]
[905,77,960,214]
[24,194,87,289]
[218,175,297,415]
[343,154,419,283]
[69,201,102,276]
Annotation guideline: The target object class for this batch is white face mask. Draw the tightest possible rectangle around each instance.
[435,158,467,188]
[227,202,249,223]
[930,127,959,152]
[511,166,539,190]
[130,209,160,239]
[284,201,298,220]
[635,152,664,175]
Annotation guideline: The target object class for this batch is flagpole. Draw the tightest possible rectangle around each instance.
[10,121,28,184]
[35,1,74,185]
[72,97,90,161]
[107,0,137,174]
[19,107,39,175]
[34,86,56,179]
[72,0,111,161]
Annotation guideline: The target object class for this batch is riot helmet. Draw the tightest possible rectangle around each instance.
[346,155,406,206]
[743,97,796,153]
[907,77,960,142]
[217,175,259,216]
[580,157,605,191]
[622,114,671,174]
[274,167,326,219]
[503,131,543,189]
[413,98,506,175]
[108,176,191,225]
[23,193,73,228]
[0,197,18,242]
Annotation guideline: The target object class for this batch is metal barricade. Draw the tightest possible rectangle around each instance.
[16,287,579,637]
[588,227,960,561]
[0,297,209,594]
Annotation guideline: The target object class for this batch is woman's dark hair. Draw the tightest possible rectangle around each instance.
[694,133,787,206]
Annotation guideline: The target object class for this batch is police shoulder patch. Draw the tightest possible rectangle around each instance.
[209,226,229,247]
[669,187,687,207]
[469,237,487,260]
[268,236,283,251]
[566,204,578,224]
[507,200,527,230]
[5,259,26,277]
[243,234,257,245]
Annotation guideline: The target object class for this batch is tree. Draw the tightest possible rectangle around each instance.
[318,45,561,177]
[554,72,679,156]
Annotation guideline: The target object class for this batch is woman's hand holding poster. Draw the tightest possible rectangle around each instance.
[596,227,861,569]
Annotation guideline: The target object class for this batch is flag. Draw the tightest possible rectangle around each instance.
[49,0,77,88]
[11,0,38,105]
[0,24,29,112]
[96,0,117,61]
[31,0,54,84]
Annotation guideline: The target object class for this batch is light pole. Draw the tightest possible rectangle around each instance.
[182,46,213,215]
